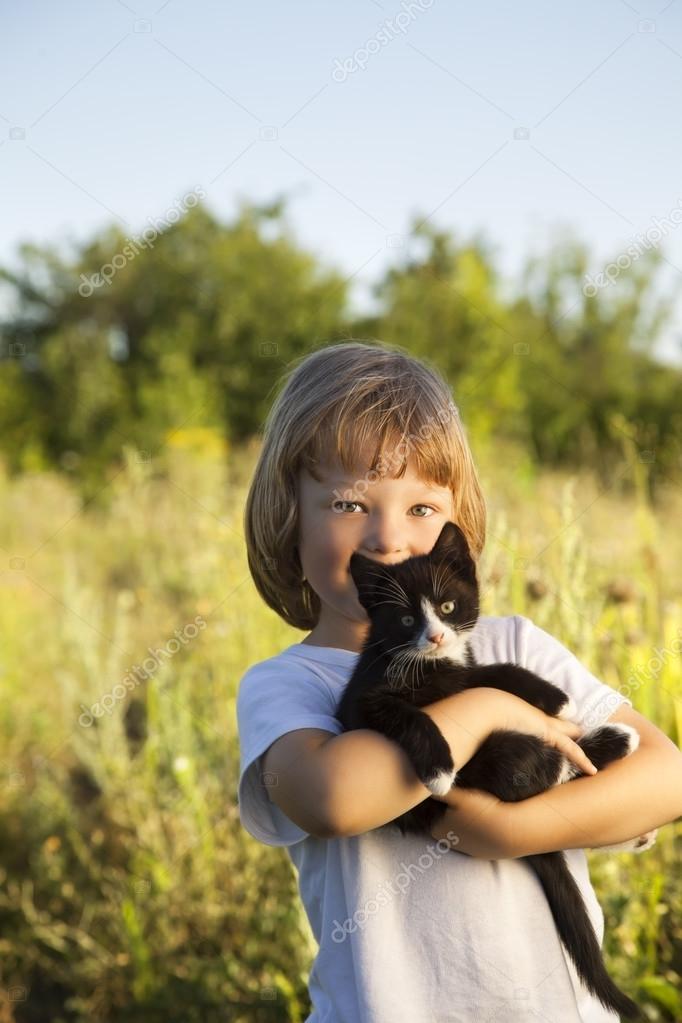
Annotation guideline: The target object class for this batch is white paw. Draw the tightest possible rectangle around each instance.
[425,767,457,797]
[609,722,640,755]
[633,828,658,851]
[556,696,577,721]
[554,758,581,785]
[594,829,658,853]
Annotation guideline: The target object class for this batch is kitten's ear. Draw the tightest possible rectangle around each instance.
[349,552,388,611]
[431,521,477,583]
[431,521,467,556]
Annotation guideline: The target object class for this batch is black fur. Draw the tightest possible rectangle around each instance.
[336,520,642,1021]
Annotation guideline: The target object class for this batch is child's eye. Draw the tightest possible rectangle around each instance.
[331,500,363,514]
[331,501,436,516]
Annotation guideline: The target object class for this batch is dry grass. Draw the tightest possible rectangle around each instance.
[0,433,679,1021]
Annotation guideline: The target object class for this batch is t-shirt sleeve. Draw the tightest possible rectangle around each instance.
[235,659,344,847]
[514,615,632,729]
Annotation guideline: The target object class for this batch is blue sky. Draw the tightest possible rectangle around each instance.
[3,0,682,364]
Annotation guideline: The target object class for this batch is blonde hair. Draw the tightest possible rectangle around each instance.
[244,340,487,631]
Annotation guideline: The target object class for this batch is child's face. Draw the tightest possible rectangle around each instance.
[296,451,456,651]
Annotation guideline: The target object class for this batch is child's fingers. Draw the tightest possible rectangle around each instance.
[552,729,598,775]
[557,719,583,738]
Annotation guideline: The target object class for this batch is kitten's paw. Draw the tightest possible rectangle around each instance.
[609,722,640,755]
[633,828,658,851]
[594,829,658,853]
[424,767,457,797]
[556,696,577,721]
[579,721,641,771]
[555,758,581,785]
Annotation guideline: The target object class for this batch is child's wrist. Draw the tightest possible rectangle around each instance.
[499,800,532,858]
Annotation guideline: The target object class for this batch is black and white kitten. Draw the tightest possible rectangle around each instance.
[336,521,649,1022]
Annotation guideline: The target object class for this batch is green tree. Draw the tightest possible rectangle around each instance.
[353,219,530,450]
[0,201,347,488]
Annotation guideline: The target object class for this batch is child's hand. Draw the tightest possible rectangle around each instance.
[489,690,598,778]
[429,786,513,859]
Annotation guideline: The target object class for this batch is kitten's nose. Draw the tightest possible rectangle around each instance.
[427,631,444,646]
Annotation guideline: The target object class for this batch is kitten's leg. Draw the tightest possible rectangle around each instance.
[439,662,576,719]
[357,689,457,797]
[555,722,640,784]
[455,730,565,801]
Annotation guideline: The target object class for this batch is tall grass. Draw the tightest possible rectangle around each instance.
[0,433,679,1021]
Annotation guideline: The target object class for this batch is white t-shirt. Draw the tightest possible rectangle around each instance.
[237,614,633,1023]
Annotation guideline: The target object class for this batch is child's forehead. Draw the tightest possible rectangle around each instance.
[314,453,449,490]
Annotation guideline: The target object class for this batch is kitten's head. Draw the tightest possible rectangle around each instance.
[349,521,479,670]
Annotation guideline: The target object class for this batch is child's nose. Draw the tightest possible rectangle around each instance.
[361,518,407,560]
[362,540,406,562]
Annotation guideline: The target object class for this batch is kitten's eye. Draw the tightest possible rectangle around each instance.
[440,600,456,614]
[401,614,415,627]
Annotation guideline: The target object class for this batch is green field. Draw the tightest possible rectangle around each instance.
[0,432,679,1022]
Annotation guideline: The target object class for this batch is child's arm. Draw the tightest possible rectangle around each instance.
[321,688,497,837]
[432,704,682,858]
[504,704,682,857]
[322,687,594,839]
[261,689,499,840]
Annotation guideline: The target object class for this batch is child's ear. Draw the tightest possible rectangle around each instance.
[349,552,387,610]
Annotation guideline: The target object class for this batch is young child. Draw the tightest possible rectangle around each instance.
[236,340,681,1022]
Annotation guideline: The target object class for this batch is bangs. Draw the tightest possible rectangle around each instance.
[299,388,459,491]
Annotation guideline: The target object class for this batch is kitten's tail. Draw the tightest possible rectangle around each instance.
[525,852,642,1020]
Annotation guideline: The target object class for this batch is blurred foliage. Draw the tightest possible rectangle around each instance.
[0,201,348,496]
[1,200,681,500]
[0,198,681,1019]
[0,439,680,1021]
